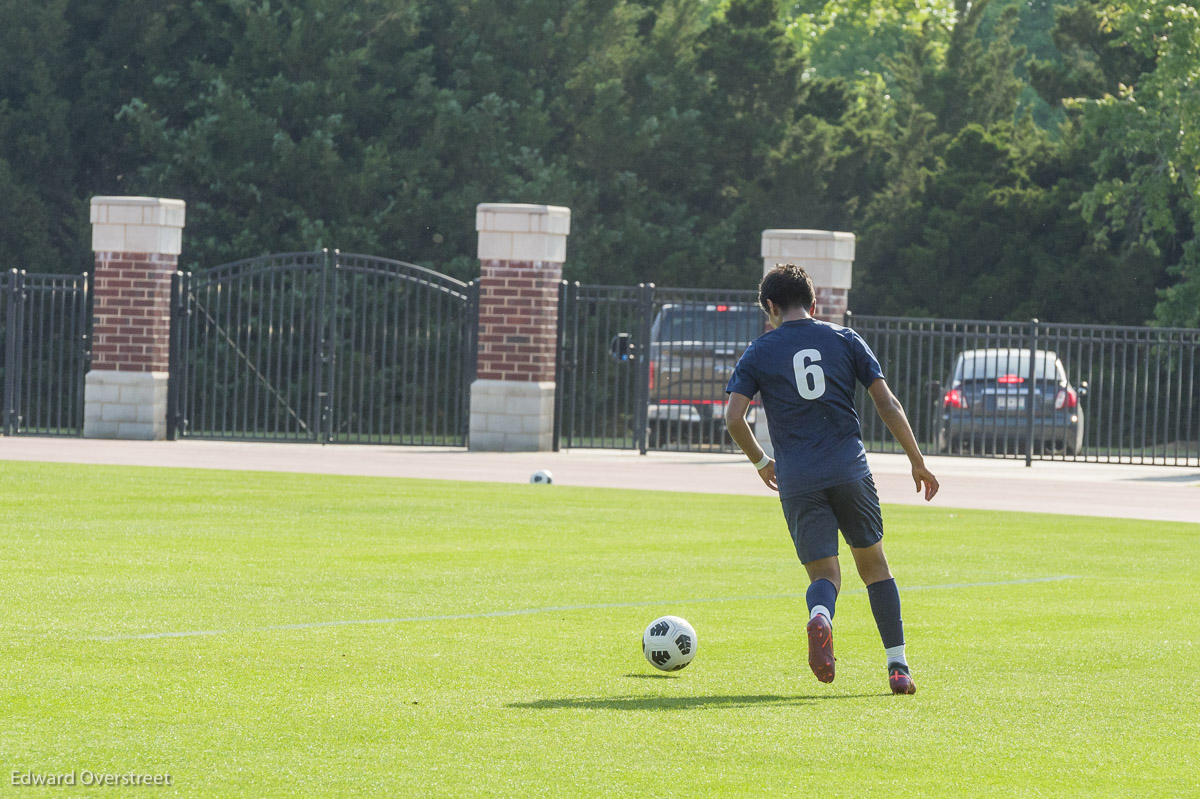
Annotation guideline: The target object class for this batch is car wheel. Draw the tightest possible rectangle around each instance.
[647,424,660,449]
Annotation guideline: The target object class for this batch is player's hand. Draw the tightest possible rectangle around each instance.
[758,460,778,492]
[913,464,939,501]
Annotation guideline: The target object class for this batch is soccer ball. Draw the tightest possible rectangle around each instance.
[642,615,697,671]
[530,470,553,484]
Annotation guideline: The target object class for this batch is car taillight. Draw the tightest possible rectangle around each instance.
[943,389,967,409]
[1055,386,1077,410]
[996,374,1024,384]
[648,360,655,391]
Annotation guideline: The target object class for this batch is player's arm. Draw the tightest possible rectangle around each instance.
[867,378,939,501]
[725,391,777,491]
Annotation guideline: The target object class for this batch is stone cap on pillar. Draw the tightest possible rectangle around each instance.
[91,196,187,255]
[477,203,571,264]
[761,229,855,290]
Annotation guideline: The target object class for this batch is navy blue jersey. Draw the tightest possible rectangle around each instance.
[726,318,885,498]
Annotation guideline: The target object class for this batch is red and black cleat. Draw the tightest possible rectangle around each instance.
[806,614,836,683]
[888,662,916,695]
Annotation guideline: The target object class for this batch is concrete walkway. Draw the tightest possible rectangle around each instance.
[1,437,1196,524]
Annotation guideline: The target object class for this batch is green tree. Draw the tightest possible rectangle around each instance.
[784,0,957,83]
[1064,0,1200,327]
[13,0,1173,334]
[851,0,1041,318]
[114,0,462,271]
[855,123,1163,323]
[99,0,889,290]
[0,0,85,274]
[109,0,726,282]
[1027,0,1151,105]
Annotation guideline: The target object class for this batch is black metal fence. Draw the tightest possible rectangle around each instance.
[0,270,91,436]
[4,260,1198,472]
[555,283,649,451]
[850,315,1200,467]
[170,251,477,444]
[555,282,763,453]
[555,296,1199,467]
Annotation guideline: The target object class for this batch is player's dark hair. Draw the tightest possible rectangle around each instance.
[758,264,815,313]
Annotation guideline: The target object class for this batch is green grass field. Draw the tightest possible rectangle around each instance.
[2,461,1197,797]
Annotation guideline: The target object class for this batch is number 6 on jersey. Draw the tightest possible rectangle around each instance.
[793,348,826,400]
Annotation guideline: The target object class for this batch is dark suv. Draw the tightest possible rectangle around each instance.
[646,302,764,446]
[936,348,1086,455]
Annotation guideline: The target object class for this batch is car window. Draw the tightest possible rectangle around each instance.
[655,307,763,343]
[956,352,1061,381]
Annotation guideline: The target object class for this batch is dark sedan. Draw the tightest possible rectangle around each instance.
[936,348,1086,455]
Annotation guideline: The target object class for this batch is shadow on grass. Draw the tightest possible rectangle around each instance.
[508,693,886,711]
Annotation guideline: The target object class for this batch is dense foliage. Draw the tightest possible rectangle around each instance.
[1,0,1196,326]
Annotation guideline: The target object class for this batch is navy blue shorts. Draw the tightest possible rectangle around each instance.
[780,475,884,564]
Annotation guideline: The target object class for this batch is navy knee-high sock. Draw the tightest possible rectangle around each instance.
[866,578,904,649]
[806,578,838,621]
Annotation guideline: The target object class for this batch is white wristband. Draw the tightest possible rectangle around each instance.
[753,453,771,470]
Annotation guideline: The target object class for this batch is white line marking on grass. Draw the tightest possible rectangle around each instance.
[92,575,1079,642]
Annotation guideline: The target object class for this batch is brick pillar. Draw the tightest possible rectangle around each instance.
[757,229,856,455]
[84,196,186,440]
[469,203,570,451]
[761,229,854,324]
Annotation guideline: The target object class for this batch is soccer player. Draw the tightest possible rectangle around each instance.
[724,263,939,695]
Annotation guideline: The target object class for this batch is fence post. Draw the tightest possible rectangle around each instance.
[84,196,186,440]
[2,269,21,435]
[634,282,656,455]
[469,203,570,451]
[12,270,26,434]
[167,270,187,440]
[462,278,480,445]
[1025,318,1039,467]
[552,279,570,452]
[314,248,338,443]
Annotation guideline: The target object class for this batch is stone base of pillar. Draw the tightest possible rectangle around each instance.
[469,379,555,452]
[755,410,773,459]
[83,370,169,440]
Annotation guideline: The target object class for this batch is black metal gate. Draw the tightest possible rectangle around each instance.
[1,269,91,436]
[170,251,477,444]
[555,282,762,453]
